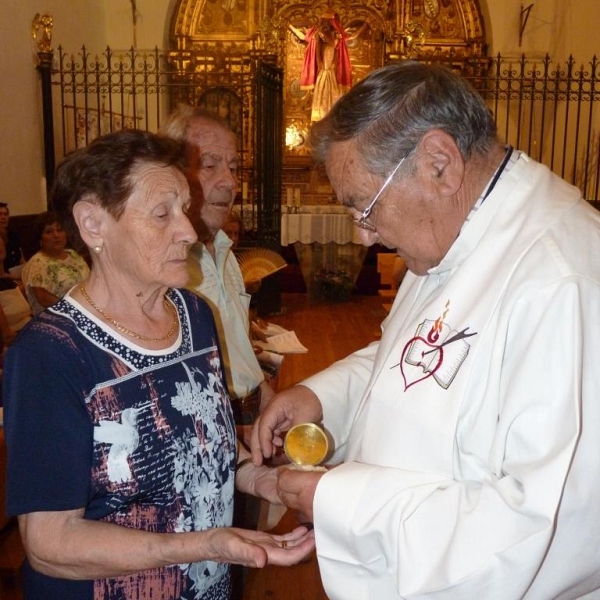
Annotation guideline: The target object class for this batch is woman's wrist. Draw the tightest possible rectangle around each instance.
[236,462,281,504]
[236,457,253,475]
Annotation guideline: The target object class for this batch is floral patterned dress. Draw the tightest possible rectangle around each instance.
[22,248,90,315]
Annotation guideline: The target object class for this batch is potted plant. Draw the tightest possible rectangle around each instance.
[314,266,354,302]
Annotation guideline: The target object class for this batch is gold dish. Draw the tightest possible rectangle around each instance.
[284,423,328,467]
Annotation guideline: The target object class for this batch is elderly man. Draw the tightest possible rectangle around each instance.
[252,62,600,599]
[161,107,274,430]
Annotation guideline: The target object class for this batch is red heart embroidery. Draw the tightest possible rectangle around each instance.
[399,336,444,391]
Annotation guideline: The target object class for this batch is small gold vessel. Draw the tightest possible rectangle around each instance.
[284,423,329,467]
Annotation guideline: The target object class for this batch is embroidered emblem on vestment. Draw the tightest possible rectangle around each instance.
[393,301,477,391]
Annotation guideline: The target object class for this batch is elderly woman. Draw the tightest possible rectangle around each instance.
[4,129,313,599]
[22,211,90,315]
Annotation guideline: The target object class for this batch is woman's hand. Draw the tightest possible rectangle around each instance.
[236,436,288,503]
[236,461,286,505]
[204,525,315,568]
[31,286,59,309]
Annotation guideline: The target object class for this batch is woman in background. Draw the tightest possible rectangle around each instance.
[21,211,89,315]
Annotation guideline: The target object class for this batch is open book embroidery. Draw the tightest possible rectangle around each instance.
[400,318,477,391]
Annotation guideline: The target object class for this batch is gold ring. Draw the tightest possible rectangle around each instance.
[281,540,288,549]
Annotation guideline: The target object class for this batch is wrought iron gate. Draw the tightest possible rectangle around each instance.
[37,47,600,209]
[39,45,284,244]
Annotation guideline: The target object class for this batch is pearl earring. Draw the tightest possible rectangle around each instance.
[92,245,103,254]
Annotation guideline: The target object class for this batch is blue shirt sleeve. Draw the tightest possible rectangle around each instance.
[4,315,94,516]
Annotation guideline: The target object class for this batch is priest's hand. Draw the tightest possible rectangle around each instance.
[276,467,326,524]
[251,384,323,465]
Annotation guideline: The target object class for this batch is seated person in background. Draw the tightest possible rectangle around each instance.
[161,107,275,435]
[22,211,90,315]
[0,236,31,346]
[0,202,25,275]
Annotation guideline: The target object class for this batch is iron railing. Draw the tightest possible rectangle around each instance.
[45,45,283,238]
[468,54,600,202]
[42,48,600,205]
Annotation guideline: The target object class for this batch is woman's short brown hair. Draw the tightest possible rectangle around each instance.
[50,129,187,253]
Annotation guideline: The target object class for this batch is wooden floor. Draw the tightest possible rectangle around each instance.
[267,293,385,392]
[0,525,24,600]
[0,293,387,600]
[243,293,386,600]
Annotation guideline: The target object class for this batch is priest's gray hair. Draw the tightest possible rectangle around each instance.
[309,61,498,176]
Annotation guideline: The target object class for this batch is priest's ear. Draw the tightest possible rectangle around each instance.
[419,129,465,197]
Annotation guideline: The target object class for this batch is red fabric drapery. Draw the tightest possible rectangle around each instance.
[299,16,353,89]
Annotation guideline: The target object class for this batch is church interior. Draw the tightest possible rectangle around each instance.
[1,0,600,597]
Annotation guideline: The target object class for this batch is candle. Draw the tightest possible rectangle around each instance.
[286,188,293,206]
[242,181,248,201]
[294,187,301,206]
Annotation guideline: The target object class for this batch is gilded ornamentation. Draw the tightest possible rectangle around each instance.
[401,21,425,58]
[168,0,488,190]
[32,13,54,53]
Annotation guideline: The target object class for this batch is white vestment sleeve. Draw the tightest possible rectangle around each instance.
[301,341,379,463]
[313,277,600,599]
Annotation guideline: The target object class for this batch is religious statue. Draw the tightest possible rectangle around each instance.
[32,13,54,53]
[401,22,425,58]
[289,12,367,122]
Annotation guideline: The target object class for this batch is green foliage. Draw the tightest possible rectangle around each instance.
[314,267,353,302]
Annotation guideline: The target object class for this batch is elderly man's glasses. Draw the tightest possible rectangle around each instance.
[352,156,407,233]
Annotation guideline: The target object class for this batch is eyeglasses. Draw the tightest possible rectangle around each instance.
[352,156,407,233]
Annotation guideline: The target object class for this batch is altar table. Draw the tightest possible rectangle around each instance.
[281,206,367,298]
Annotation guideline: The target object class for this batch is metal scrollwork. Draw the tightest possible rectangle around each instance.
[401,21,425,58]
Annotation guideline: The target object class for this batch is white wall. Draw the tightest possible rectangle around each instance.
[103,0,178,50]
[484,0,600,61]
[1,0,598,216]
[0,1,109,215]
[0,0,172,216]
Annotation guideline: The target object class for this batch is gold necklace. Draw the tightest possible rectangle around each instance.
[79,285,179,342]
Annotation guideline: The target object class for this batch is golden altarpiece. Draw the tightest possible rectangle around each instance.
[167,0,486,306]
[169,0,487,207]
